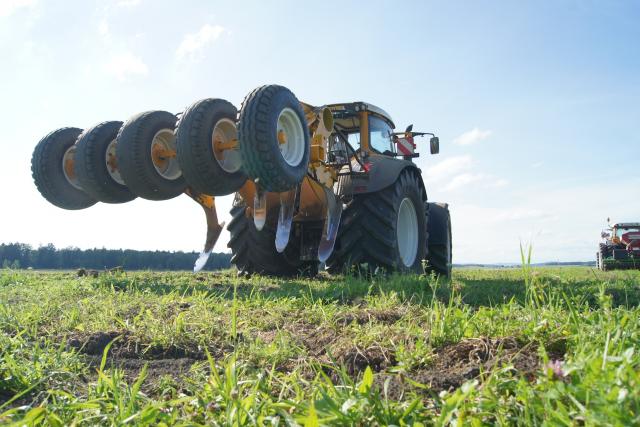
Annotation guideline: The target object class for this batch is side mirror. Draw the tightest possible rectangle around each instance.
[601,232,610,239]
[405,124,413,132]
[430,136,440,154]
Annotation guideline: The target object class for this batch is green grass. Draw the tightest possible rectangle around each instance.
[0,266,639,425]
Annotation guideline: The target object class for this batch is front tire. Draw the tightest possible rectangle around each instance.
[116,111,186,200]
[31,128,97,210]
[227,197,316,276]
[327,169,428,274]
[598,250,608,271]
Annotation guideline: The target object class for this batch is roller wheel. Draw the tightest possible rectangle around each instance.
[327,169,428,274]
[116,110,186,200]
[238,85,310,192]
[31,127,97,210]
[426,203,452,278]
[227,197,316,277]
[176,98,247,196]
[74,121,136,203]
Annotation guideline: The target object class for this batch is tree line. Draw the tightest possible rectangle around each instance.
[0,243,231,271]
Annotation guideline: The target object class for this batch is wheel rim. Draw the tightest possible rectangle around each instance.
[62,145,83,190]
[276,107,305,166]
[105,139,125,185]
[150,129,181,180]
[211,118,242,173]
[397,197,419,267]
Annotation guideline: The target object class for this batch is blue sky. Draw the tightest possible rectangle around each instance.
[1,0,638,263]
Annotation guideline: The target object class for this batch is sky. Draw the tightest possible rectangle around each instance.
[0,0,639,264]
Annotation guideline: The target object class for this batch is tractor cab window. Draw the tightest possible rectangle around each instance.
[347,131,360,149]
[616,227,640,238]
[369,116,393,154]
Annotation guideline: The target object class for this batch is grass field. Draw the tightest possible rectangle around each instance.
[1,264,639,425]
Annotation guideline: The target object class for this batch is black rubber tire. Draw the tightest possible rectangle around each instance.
[238,85,310,192]
[31,127,97,210]
[598,244,611,271]
[426,203,452,278]
[74,121,136,204]
[598,250,608,271]
[327,169,428,274]
[176,98,247,196]
[599,243,611,257]
[116,111,186,200]
[227,198,317,277]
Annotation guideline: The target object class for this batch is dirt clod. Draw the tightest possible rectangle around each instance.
[335,345,396,373]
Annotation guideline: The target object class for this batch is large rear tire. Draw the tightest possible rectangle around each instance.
[75,121,136,204]
[327,169,428,274]
[116,111,186,200]
[176,98,247,196]
[238,85,310,192]
[227,197,316,276]
[426,203,452,278]
[31,127,97,210]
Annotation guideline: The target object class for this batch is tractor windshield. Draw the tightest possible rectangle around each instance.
[369,116,393,154]
[616,227,640,238]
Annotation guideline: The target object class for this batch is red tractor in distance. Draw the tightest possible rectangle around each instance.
[597,221,640,271]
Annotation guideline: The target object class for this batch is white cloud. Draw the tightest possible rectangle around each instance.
[492,178,509,188]
[0,0,36,17]
[424,155,473,183]
[454,127,492,146]
[425,155,508,193]
[442,173,508,191]
[98,18,109,37]
[116,0,141,7]
[104,52,148,81]
[176,24,225,61]
[444,173,484,191]
[495,208,551,221]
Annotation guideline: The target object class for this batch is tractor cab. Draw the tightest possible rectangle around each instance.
[611,223,640,248]
[603,223,640,245]
[326,102,439,161]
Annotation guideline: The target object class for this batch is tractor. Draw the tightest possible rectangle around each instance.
[31,85,452,277]
[597,221,640,271]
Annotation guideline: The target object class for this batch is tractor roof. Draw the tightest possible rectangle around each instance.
[614,222,640,228]
[327,102,395,129]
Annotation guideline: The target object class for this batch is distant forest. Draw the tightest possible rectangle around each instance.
[0,243,232,271]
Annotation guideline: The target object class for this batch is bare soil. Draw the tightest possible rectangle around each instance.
[65,330,560,398]
[67,331,213,360]
[376,337,550,398]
